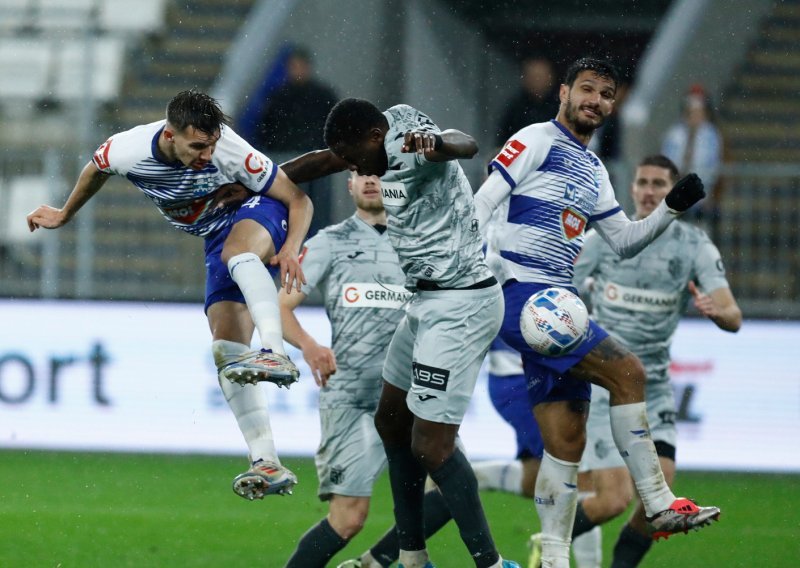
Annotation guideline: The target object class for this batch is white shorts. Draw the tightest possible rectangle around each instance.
[315,406,387,500]
[383,283,504,425]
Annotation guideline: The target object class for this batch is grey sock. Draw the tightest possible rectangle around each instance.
[610,523,653,568]
[384,444,428,552]
[572,500,598,538]
[285,518,348,568]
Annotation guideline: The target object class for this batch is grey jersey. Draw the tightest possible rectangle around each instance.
[379,104,492,290]
[573,220,730,380]
[301,215,410,409]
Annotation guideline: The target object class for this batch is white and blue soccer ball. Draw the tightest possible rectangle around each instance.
[520,287,589,357]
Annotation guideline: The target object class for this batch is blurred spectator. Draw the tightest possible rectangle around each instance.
[661,84,723,234]
[253,46,339,237]
[254,46,338,153]
[496,55,560,146]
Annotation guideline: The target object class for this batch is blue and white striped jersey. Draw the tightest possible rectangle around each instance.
[488,120,622,288]
[92,120,278,237]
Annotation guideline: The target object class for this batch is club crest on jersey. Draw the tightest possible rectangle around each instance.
[496,139,526,167]
[381,181,409,206]
[561,207,587,241]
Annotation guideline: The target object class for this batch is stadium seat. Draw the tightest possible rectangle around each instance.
[0,0,34,33]
[98,0,166,34]
[2,175,51,244]
[53,38,126,102]
[0,38,52,99]
[37,0,98,31]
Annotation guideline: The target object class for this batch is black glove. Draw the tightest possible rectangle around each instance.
[665,173,705,212]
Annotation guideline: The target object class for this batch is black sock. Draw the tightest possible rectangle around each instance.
[429,448,499,568]
[571,501,598,538]
[285,517,348,568]
[610,523,653,568]
[370,488,453,566]
[384,444,428,551]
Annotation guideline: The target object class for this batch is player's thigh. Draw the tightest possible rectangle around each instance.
[407,286,503,425]
[570,336,646,402]
[207,300,255,344]
[316,407,387,501]
[382,312,416,393]
[221,218,276,263]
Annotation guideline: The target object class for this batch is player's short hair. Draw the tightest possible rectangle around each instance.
[324,98,386,147]
[564,57,619,90]
[639,154,680,183]
[166,90,229,136]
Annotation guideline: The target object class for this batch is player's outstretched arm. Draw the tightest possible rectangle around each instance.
[688,281,742,332]
[280,149,349,185]
[27,161,110,231]
[401,128,478,162]
[278,287,337,386]
[265,168,314,292]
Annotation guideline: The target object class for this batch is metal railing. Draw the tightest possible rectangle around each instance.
[1,150,798,318]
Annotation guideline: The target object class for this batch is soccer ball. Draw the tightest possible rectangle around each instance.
[520,287,589,356]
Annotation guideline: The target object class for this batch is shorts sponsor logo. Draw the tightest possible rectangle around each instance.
[341,282,411,309]
[330,465,345,485]
[603,281,680,313]
[560,207,587,241]
[380,181,409,206]
[244,152,265,174]
[496,139,526,168]
[412,362,450,392]
[92,138,113,171]
[417,394,437,402]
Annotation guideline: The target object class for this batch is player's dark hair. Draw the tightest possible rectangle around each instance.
[324,98,386,147]
[563,57,619,90]
[166,90,229,135]
[640,154,680,182]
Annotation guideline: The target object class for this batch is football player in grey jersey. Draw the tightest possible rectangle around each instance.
[569,155,741,567]
[280,174,450,567]
[282,99,517,568]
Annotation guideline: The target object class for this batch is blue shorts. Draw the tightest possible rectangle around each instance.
[203,195,288,312]
[499,280,608,407]
[488,372,544,460]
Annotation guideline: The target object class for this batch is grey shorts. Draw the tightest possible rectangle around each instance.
[315,406,387,500]
[580,376,677,472]
[383,283,504,425]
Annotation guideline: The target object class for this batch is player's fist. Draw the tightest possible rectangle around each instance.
[401,130,442,154]
[665,173,705,212]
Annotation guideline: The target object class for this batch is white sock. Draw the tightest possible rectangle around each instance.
[227,252,286,355]
[572,523,602,568]
[359,551,387,568]
[609,403,675,515]
[472,460,523,494]
[535,451,578,568]
[213,340,279,464]
[398,549,429,568]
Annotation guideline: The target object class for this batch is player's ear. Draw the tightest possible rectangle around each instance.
[368,127,384,144]
[558,83,569,106]
[163,127,175,142]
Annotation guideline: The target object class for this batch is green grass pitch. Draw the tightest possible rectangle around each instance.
[0,451,797,567]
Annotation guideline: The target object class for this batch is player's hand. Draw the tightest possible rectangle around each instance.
[270,249,306,292]
[665,173,705,212]
[401,130,441,155]
[688,281,719,320]
[211,182,251,210]
[27,205,67,232]
[302,344,337,387]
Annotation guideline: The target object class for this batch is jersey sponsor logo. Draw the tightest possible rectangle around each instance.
[412,362,450,392]
[380,181,409,206]
[92,138,113,171]
[341,282,411,309]
[244,152,265,174]
[163,194,214,225]
[560,207,587,241]
[496,139,526,167]
[603,281,681,313]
